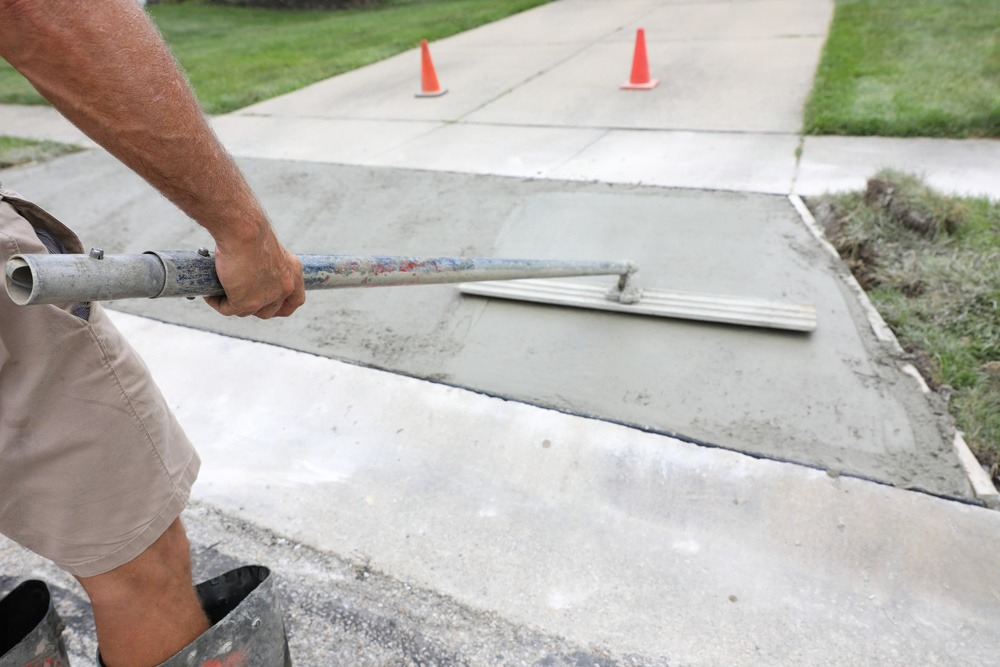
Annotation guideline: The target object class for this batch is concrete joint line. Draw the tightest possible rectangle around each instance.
[789,194,1000,508]
[789,135,805,195]
[552,128,612,174]
[456,4,657,123]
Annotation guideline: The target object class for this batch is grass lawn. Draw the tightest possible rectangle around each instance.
[0,136,81,169]
[804,0,1000,137]
[807,172,1000,482]
[0,0,550,114]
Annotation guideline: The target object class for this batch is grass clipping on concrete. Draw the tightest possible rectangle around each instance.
[808,171,1000,482]
[0,136,81,169]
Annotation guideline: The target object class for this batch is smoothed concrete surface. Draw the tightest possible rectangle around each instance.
[1,151,967,496]
[2,501,674,667]
[9,309,994,665]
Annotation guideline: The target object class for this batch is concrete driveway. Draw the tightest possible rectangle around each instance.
[2,0,1000,664]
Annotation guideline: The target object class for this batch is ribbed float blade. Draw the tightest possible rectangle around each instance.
[459,279,816,333]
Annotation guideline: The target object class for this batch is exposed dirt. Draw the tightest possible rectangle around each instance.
[864,177,964,238]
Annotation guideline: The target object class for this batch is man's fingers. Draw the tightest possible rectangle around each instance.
[204,292,304,320]
[256,289,306,319]
[272,298,300,319]
[203,295,224,313]
[203,247,305,319]
[203,295,253,317]
[253,300,284,320]
[273,282,306,318]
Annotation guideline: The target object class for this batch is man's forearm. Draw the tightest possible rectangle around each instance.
[0,0,305,318]
[0,0,262,246]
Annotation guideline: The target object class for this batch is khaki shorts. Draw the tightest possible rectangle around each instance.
[0,187,199,578]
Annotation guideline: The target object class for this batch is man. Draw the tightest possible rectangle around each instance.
[0,0,306,664]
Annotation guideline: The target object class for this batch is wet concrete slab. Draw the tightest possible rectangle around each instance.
[2,150,967,496]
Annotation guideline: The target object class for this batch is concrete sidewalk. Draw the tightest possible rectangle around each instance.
[0,104,95,148]
[213,0,1000,198]
[2,0,1000,664]
[2,0,998,197]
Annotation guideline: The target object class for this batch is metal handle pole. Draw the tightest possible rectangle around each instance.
[5,250,638,306]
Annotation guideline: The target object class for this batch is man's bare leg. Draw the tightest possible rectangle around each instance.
[77,517,210,667]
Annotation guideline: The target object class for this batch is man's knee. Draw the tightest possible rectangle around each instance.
[77,517,196,605]
[76,518,210,666]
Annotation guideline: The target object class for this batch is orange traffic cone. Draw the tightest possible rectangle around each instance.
[416,39,447,97]
[621,28,659,90]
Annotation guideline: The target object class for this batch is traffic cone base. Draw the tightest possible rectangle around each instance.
[416,88,448,98]
[621,78,659,91]
[416,39,447,98]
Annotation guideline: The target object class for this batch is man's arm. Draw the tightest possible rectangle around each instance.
[0,0,304,318]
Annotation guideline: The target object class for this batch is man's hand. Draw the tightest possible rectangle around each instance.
[205,227,305,319]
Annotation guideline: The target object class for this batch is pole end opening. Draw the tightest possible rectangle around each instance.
[4,257,35,306]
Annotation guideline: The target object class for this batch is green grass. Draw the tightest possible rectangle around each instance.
[0,0,550,115]
[804,0,1000,137]
[0,136,81,168]
[807,171,1000,481]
